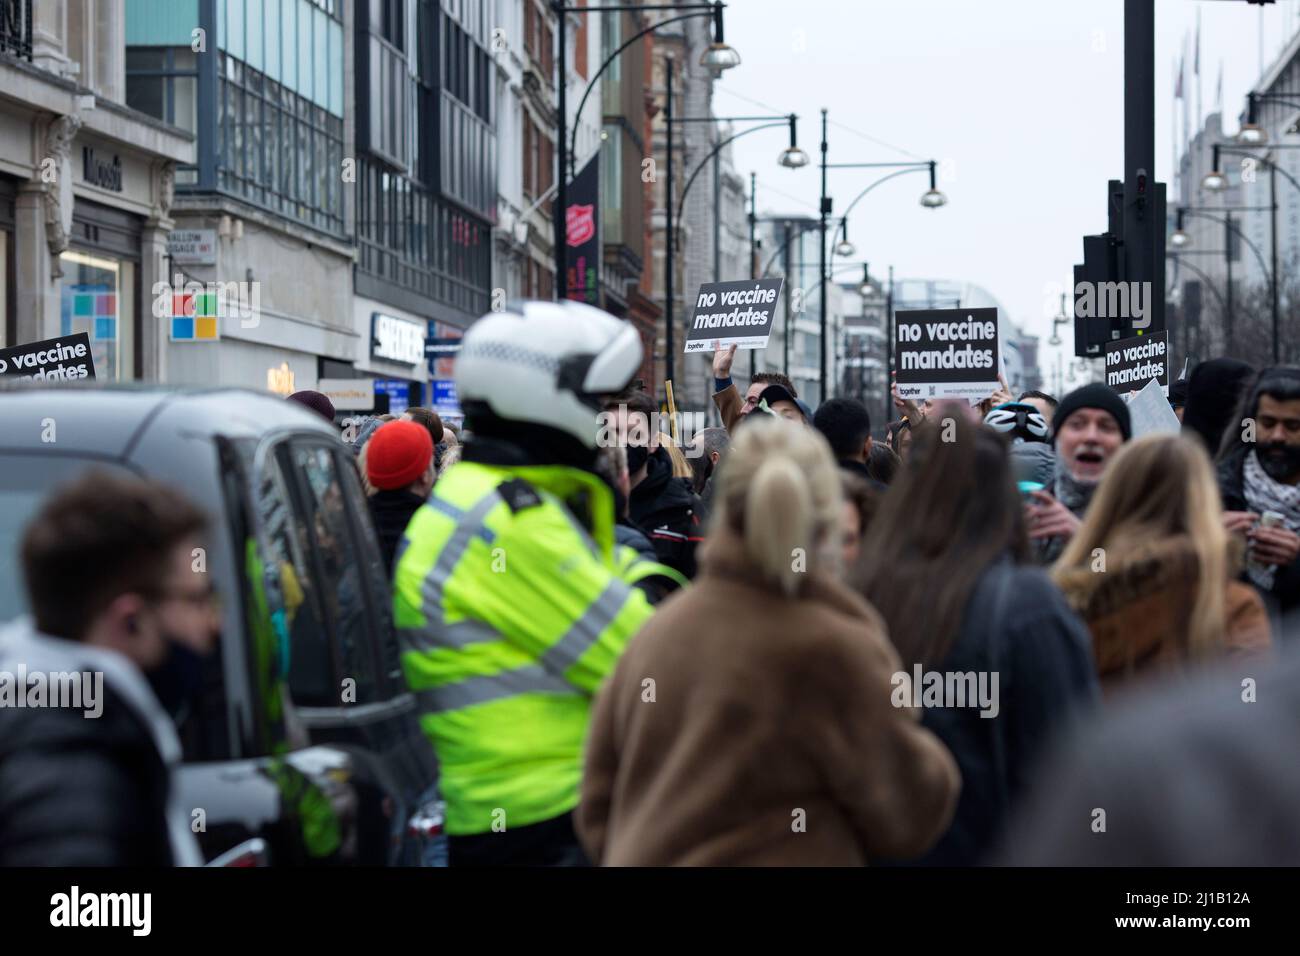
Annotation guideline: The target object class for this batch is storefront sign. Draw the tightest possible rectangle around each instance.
[374,379,412,417]
[372,313,426,366]
[431,379,461,419]
[319,377,377,411]
[82,146,123,192]
[0,332,96,382]
[168,230,217,266]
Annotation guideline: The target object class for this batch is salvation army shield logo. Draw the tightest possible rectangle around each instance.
[566,204,595,246]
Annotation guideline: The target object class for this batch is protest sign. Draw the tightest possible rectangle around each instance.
[1105,331,1169,395]
[684,278,784,353]
[1126,375,1181,438]
[0,333,96,383]
[893,307,999,401]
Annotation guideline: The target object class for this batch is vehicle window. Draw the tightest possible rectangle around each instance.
[252,444,338,707]
[0,455,140,619]
[287,442,380,706]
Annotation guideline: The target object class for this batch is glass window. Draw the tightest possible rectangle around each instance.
[288,443,380,705]
[253,445,336,707]
[59,251,134,382]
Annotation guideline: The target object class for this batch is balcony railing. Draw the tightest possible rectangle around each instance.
[0,0,33,62]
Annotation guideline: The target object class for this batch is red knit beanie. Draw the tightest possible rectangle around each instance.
[366,420,433,490]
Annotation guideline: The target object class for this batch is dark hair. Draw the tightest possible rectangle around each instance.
[840,470,878,535]
[867,441,901,485]
[606,387,658,421]
[812,398,872,460]
[689,426,730,492]
[751,371,796,397]
[1019,389,1058,409]
[1218,366,1300,462]
[21,472,208,641]
[855,420,1028,668]
[404,406,444,446]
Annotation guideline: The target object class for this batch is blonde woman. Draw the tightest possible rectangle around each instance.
[576,416,959,866]
[1053,434,1271,691]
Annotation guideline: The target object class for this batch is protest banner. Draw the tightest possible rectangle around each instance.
[0,333,96,384]
[684,278,784,353]
[893,307,999,401]
[1105,331,1169,395]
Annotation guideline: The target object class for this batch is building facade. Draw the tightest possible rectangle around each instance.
[1,0,194,381]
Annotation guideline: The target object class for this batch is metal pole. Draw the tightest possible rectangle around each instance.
[665,58,675,386]
[1225,212,1234,354]
[783,221,791,377]
[1271,162,1280,362]
[818,108,828,401]
[554,2,567,298]
[749,171,757,380]
[713,145,721,283]
[884,264,893,420]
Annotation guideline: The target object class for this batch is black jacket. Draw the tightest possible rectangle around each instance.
[888,559,1098,866]
[369,488,427,576]
[0,622,193,866]
[837,458,888,494]
[1217,452,1300,618]
[629,447,708,580]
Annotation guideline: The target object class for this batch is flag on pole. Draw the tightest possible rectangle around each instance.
[1175,53,1184,99]
[1216,61,1223,110]
[1194,10,1200,75]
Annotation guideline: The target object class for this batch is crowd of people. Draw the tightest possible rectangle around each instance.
[4,298,1299,867]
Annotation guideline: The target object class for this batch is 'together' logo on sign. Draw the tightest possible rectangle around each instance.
[152,273,261,339]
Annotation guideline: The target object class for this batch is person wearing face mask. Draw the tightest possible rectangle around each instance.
[1026,383,1131,565]
[604,387,708,580]
[1217,367,1300,621]
[0,473,218,866]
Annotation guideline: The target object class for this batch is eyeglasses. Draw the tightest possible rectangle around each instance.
[148,584,222,612]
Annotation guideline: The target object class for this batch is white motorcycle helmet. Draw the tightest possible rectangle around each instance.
[455,299,643,449]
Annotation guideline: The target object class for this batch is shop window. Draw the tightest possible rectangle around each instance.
[59,251,135,382]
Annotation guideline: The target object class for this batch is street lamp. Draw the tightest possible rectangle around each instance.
[555,2,735,293]
[821,143,948,398]
[699,2,741,77]
[834,222,855,258]
[1238,94,1267,146]
[858,264,872,297]
[666,106,804,385]
[1202,144,1229,193]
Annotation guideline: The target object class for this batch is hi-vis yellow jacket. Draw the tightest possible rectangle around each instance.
[393,459,654,836]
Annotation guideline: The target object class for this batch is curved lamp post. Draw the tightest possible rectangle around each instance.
[554,2,739,292]
[665,111,804,384]
[1202,141,1300,361]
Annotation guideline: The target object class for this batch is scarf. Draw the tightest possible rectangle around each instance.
[1053,451,1099,517]
[1242,450,1300,590]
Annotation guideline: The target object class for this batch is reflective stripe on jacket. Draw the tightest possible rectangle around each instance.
[393,460,653,835]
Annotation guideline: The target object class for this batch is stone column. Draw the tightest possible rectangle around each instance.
[140,162,176,383]
[14,183,55,345]
[31,0,70,78]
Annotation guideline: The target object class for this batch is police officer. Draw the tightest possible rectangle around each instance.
[393,300,654,866]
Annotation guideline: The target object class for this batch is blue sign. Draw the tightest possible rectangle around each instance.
[374,379,411,417]
[431,379,460,418]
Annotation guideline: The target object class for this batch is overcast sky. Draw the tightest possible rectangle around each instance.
[718,0,1300,390]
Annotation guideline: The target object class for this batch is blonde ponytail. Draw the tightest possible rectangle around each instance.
[744,456,815,596]
[714,416,843,595]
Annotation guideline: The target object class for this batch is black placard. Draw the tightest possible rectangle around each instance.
[1105,330,1170,394]
[893,307,1000,401]
[0,332,96,383]
[683,278,785,353]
